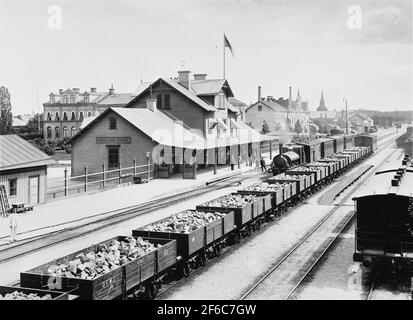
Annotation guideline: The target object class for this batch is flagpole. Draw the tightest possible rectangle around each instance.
[223,33,226,80]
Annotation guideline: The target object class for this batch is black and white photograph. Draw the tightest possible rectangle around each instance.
[0,0,412,309]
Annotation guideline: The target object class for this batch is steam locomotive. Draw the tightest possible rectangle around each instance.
[270,134,377,175]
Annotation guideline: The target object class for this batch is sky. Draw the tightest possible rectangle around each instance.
[0,0,412,115]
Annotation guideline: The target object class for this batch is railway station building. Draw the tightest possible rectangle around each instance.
[69,71,277,179]
[0,135,55,206]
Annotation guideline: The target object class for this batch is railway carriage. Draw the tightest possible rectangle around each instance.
[353,155,413,270]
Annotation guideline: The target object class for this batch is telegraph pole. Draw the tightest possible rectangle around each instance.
[343,98,348,135]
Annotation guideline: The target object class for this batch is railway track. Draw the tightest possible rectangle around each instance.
[239,137,399,300]
[0,171,267,265]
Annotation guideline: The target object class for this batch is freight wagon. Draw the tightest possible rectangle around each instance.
[11,137,377,300]
[353,154,413,271]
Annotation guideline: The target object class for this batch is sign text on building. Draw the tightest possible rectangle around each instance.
[96,137,131,144]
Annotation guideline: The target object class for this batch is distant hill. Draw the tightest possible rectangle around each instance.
[352,109,413,121]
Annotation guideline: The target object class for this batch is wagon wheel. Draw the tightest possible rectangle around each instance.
[180,261,190,278]
[245,225,252,237]
[214,245,222,257]
[256,219,262,230]
[234,232,241,244]
[199,252,207,266]
[143,282,159,300]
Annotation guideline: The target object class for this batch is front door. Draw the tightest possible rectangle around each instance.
[29,176,40,205]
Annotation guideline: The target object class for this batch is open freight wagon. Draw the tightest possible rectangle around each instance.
[20,236,177,300]
[133,209,236,277]
[196,193,270,240]
[0,285,69,300]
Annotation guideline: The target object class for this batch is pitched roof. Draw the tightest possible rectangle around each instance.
[97,93,135,105]
[191,79,234,97]
[228,97,247,109]
[125,77,216,112]
[69,107,206,149]
[246,100,287,113]
[0,135,55,171]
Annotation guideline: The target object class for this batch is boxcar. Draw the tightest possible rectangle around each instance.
[331,135,345,153]
[319,137,335,158]
[353,161,413,269]
[296,139,322,163]
[354,134,378,152]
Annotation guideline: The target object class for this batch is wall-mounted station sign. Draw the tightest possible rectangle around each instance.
[96,137,132,144]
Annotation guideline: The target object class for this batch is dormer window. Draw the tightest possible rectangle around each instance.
[109,117,117,130]
[216,93,226,109]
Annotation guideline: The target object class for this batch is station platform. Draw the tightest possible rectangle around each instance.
[0,158,271,244]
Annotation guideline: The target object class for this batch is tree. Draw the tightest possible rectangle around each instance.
[0,86,13,135]
[26,113,44,133]
[294,120,303,135]
[261,120,270,134]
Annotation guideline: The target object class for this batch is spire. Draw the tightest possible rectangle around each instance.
[317,89,327,111]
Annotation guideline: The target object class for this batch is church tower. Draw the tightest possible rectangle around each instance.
[316,89,327,111]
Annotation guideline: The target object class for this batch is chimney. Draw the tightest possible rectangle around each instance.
[146,99,157,112]
[193,73,207,81]
[90,87,97,93]
[109,84,115,95]
[59,89,63,94]
[178,71,191,90]
[258,86,262,101]
[289,86,292,102]
[72,88,80,93]
[267,96,273,101]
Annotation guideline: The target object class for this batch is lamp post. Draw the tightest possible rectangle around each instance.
[343,98,348,135]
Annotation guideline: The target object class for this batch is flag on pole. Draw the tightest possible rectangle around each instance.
[224,33,234,56]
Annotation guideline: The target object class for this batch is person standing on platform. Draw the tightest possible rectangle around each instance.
[9,210,18,242]
[260,158,267,172]
[254,152,260,171]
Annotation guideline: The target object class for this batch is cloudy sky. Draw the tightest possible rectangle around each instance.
[0,0,411,115]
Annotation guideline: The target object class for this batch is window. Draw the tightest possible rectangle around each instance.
[109,117,117,130]
[55,112,60,121]
[164,94,170,109]
[79,112,84,121]
[87,112,92,117]
[84,95,89,103]
[47,113,52,121]
[55,126,60,139]
[71,126,76,137]
[46,126,52,139]
[8,179,17,197]
[71,112,76,121]
[63,95,68,104]
[108,147,120,169]
[70,95,75,103]
[258,105,262,112]
[156,94,162,109]
[63,112,68,121]
[63,126,68,138]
